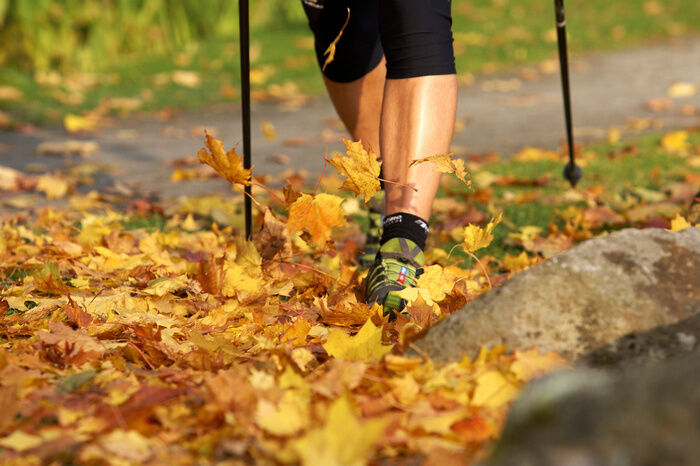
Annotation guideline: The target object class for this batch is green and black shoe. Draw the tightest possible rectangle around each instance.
[359,191,385,268]
[365,237,425,316]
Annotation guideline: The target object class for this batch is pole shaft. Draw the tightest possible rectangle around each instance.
[554,0,575,167]
[239,0,252,238]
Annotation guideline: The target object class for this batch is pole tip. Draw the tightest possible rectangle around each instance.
[563,161,582,187]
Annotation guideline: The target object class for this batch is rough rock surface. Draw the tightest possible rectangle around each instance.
[413,228,699,362]
[482,352,700,466]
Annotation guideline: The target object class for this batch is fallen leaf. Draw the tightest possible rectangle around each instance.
[667,213,692,232]
[510,348,569,382]
[323,319,393,363]
[667,82,697,98]
[261,120,277,140]
[292,395,388,466]
[471,370,519,409]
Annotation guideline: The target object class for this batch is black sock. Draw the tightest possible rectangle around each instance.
[381,212,429,250]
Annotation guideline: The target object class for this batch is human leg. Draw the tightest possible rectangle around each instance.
[366,0,457,314]
[302,0,386,266]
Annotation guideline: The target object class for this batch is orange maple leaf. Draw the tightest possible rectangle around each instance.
[328,139,382,203]
[287,193,346,245]
[197,133,251,186]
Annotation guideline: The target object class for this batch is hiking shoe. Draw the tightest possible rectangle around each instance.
[359,191,384,268]
[365,237,425,316]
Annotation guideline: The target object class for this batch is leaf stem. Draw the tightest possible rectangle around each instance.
[466,251,492,290]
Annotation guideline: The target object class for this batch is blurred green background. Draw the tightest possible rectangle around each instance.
[0,0,698,124]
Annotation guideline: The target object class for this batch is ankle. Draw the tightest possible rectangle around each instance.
[380,212,429,250]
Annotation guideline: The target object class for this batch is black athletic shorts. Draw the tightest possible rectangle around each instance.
[301,0,456,82]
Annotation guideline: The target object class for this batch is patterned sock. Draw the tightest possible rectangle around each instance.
[380,212,429,251]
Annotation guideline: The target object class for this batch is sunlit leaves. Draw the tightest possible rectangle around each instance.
[197,133,252,186]
[322,8,351,71]
[328,139,382,203]
[323,319,393,363]
[287,193,347,245]
[410,153,470,185]
[461,212,503,254]
[292,395,388,466]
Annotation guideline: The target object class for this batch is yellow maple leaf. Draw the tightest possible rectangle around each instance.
[666,213,692,232]
[291,395,388,466]
[255,390,310,436]
[64,113,99,133]
[503,251,537,274]
[197,133,251,186]
[37,174,70,199]
[322,8,350,71]
[415,264,457,302]
[323,319,393,363]
[513,147,560,162]
[661,130,689,154]
[471,370,519,409]
[510,348,569,383]
[328,139,381,203]
[0,431,43,452]
[287,193,347,245]
[409,153,470,185]
[461,212,503,253]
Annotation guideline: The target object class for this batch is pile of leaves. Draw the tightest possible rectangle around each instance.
[1,130,698,464]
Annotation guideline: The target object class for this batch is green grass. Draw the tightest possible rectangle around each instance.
[1,0,698,125]
[438,130,698,263]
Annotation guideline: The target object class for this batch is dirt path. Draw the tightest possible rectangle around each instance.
[1,38,699,201]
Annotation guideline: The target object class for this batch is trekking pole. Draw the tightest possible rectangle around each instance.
[554,0,582,187]
[239,0,253,238]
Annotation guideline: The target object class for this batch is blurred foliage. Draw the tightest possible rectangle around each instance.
[0,0,304,72]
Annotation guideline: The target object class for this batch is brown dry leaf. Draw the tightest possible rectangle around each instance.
[197,133,252,186]
[287,193,347,245]
[255,208,292,260]
[410,153,470,185]
[328,138,382,202]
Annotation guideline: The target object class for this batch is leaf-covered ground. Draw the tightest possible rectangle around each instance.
[0,128,698,464]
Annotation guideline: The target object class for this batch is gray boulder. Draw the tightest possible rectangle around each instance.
[483,352,700,466]
[413,228,699,362]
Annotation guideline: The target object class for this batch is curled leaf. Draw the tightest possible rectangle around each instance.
[409,153,470,185]
[197,133,251,186]
[322,8,350,71]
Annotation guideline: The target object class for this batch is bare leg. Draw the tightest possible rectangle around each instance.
[323,58,386,155]
[381,74,458,220]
